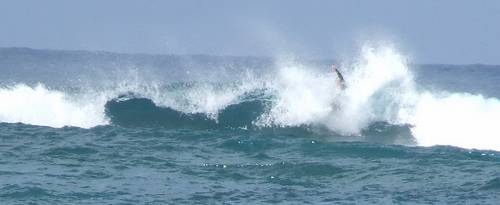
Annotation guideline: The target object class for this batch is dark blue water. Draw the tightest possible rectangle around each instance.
[1,48,500,204]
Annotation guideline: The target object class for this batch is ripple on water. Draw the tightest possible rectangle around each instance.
[0,185,52,199]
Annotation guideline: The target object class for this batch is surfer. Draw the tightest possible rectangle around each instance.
[331,64,346,90]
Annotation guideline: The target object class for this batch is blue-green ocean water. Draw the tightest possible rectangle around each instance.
[1,48,500,204]
[1,123,500,204]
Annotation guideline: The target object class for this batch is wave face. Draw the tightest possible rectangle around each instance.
[104,95,268,129]
[1,45,500,150]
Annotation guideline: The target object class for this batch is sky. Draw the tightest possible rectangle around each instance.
[1,0,499,64]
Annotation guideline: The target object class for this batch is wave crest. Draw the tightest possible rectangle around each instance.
[2,44,500,151]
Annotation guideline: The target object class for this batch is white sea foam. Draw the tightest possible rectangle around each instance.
[2,44,500,151]
[0,84,108,128]
[0,76,260,128]
[326,45,415,134]
[257,43,500,151]
[344,45,500,151]
[157,80,262,119]
[407,92,500,150]
[256,63,338,127]
[256,45,414,134]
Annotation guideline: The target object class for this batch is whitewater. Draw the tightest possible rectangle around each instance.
[1,45,499,151]
[1,45,500,204]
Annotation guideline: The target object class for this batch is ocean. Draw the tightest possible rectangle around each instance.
[1,46,499,204]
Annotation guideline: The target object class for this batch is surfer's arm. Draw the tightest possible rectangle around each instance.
[332,64,346,89]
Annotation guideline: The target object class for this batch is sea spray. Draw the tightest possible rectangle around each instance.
[1,45,500,151]
[255,64,339,127]
[0,84,108,128]
[325,45,416,135]
[332,44,500,150]
[255,44,500,151]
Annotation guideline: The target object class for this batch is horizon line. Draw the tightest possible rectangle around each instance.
[1,46,498,66]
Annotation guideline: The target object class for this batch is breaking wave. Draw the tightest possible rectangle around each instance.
[1,44,500,151]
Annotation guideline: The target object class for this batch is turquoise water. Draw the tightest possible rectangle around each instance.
[1,48,500,204]
[1,123,499,204]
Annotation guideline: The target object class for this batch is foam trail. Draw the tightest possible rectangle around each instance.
[0,84,108,128]
[330,44,500,150]
[408,92,500,150]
